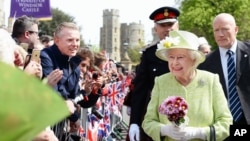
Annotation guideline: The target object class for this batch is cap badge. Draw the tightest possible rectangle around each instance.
[164,9,169,17]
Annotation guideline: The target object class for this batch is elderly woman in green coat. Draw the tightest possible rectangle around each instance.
[142,30,232,141]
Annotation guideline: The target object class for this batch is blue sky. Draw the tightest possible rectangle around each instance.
[4,0,177,45]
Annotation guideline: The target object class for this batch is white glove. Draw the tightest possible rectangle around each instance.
[126,106,131,115]
[129,124,140,141]
[160,124,185,140]
[182,127,206,141]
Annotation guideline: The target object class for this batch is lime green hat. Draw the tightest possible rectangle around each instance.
[155,30,205,64]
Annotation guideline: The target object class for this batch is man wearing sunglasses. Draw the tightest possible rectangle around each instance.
[12,15,40,51]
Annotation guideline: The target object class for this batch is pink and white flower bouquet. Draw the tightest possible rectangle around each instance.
[158,96,188,127]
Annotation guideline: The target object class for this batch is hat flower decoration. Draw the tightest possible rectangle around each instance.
[157,36,180,49]
[155,30,205,64]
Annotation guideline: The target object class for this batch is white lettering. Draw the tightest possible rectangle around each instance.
[234,129,241,136]
[22,7,39,12]
[234,129,247,136]
[19,3,43,8]
[241,129,247,136]
[17,0,45,3]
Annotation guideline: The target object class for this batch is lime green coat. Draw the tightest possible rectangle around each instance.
[142,69,232,141]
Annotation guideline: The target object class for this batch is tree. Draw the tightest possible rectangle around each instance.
[39,8,75,36]
[39,8,85,45]
[178,0,250,49]
[127,46,141,63]
[127,40,145,64]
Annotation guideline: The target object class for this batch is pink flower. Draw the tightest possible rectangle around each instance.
[159,96,188,126]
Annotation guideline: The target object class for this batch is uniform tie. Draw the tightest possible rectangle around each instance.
[227,50,242,121]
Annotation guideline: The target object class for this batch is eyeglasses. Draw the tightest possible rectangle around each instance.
[28,31,39,35]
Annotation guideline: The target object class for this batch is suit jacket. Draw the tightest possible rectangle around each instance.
[130,43,170,126]
[142,70,232,141]
[198,40,250,124]
[40,45,99,108]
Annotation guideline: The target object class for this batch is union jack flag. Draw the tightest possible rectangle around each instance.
[98,120,106,138]
[103,107,111,133]
[88,111,100,127]
[87,121,99,141]
[87,111,99,141]
[107,81,123,106]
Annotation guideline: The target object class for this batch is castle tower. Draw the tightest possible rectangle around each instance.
[100,9,121,62]
[120,23,129,60]
[121,22,145,48]
[127,22,145,48]
[100,9,145,71]
[120,22,144,71]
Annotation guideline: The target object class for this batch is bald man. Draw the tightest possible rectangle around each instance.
[199,13,250,126]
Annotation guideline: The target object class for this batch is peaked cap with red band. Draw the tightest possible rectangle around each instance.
[149,6,180,24]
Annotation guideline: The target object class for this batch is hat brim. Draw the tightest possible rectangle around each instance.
[156,18,177,24]
[156,47,205,64]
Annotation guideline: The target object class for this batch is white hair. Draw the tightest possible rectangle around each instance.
[189,50,203,68]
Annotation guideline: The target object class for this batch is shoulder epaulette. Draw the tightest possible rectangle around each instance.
[141,40,159,52]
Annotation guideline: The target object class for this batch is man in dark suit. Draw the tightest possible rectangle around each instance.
[199,13,250,126]
[128,6,180,141]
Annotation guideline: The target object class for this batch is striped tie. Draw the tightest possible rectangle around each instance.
[227,50,242,121]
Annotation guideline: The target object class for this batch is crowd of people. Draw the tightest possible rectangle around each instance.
[1,4,250,141]
[0,15,134,141]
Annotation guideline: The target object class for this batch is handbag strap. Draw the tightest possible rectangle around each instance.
[210,125,216,141]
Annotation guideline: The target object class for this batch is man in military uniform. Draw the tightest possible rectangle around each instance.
[128,6,180,141]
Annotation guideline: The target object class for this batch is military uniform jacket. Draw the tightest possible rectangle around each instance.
[130,43,170,125]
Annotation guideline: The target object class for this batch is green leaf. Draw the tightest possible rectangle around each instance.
[0,62,69,141]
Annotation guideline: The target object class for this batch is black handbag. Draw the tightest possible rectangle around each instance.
[210,125,216,141]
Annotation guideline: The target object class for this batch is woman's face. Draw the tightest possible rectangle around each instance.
[79,57,90,74]
[98,61,107,71]
[167,49,195,78]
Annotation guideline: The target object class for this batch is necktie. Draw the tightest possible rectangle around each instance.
[227,50,242,121]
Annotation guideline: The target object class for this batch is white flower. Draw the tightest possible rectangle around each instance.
[157,36,180,50]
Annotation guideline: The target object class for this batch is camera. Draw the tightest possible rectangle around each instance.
[92,72,99,80]
[91,106,104,119]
